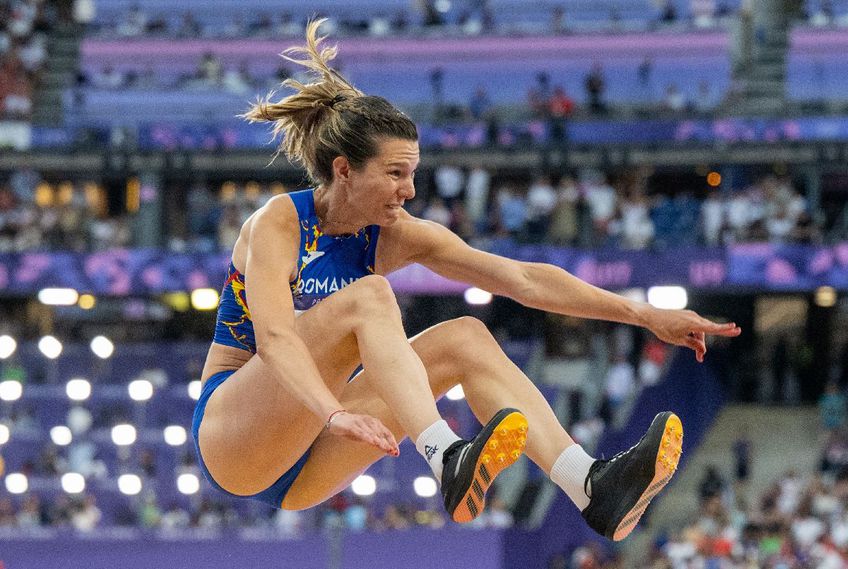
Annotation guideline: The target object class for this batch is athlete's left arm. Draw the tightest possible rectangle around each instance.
[398,217,741,361]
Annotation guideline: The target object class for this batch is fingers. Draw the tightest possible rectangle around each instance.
[696,320,742,337]
[358,415,399,456]
[685,332,706,363]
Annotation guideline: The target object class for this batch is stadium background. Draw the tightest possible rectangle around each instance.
[1,0,847,567]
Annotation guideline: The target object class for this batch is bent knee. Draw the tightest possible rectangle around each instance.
[347,274,400,318]
[437,316,499,362]
[446,316,495,346]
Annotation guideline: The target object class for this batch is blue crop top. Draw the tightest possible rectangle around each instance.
[212,188,381,353]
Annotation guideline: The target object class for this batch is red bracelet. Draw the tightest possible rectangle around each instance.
[325,409,347,430]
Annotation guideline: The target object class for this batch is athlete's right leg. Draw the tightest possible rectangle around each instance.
[198,274,447,495]
[197,274,519,500]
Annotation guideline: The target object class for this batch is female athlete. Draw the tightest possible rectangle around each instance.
[192,20,742,540]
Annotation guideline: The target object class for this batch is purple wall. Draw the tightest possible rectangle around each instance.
[1,528,503,569]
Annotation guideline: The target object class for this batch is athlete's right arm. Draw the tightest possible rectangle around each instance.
[245,200,398,455]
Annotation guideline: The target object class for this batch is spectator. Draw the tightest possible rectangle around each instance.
[434,163,465,206]
[526,175,557,241]
[547,86,574,145]
[467,86,492,121]
[548,175,580,245]
[662,83,687,112]
[820,381,847,431]
[527,72,552,119]
[71,494,102,532]
[584,63,606,114]
[496,185,527,238]
[464,165,491,233]
[422,196,452,227]
[583,174,617,244]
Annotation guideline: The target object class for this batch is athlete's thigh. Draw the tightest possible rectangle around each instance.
[282,318,475,510]
[197,285,371,496]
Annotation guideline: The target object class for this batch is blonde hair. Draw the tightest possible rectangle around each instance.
[243,19,418,184]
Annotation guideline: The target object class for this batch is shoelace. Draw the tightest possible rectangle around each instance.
[584,433,649,495]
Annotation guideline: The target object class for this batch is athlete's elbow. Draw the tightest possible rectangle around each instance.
[255,327,298,362]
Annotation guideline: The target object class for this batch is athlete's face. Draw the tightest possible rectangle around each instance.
[343,137,419,226]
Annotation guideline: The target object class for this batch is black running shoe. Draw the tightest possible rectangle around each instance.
[581,411,683,541]
[440,408,528,523]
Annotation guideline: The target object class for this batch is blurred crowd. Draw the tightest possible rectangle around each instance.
[88,0,739,41]
[0,166,826,254]
[0,0,57,119]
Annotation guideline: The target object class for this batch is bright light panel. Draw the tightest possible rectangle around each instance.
[163,425,187,446]
[351,475,376,496]
[464,287,493,305]
[38,335,63,359]
[128,379,153,401]
[38,288,79,306]
[118,474,142,496]
[187,380,201,401]
[111,424,137,446]
[50,426,73,446]
[647,286,688,310]
[0,335,16,359]
[445,385,465,401]
[66,378,91,401]
[0,423,9,445]
[5,472,27,494]
[90,336,114,359]
[191,288,219,311]
[0,380,22,402]
[815,286,837,308]
[177,473,200,495]
[61,472,85,494]
[414,476,438,498]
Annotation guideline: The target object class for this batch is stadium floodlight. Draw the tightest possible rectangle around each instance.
[815,286,837,308]
[191,288,219,311]
[78,294,96,310]
[50,426,73,446]
[66,378,91,401]
[0,335,16,359]
[445,385,465,401]
[38,335,63,359]
[177,473,200,495]
[128,379,153,402]
[647,286,688,310]
[0,380,22,402]
[464,287,493,305]
[5,472,27,494]
[187,380,201,401]
[413,476,438,498]
[0,423,9,445]
[61,472,85,494]
[90,336,114,359]
[163,425,187,446]
[38,288,79,306]
[351,475,376,497]
[111,424,137,446]
[118,474,142,496]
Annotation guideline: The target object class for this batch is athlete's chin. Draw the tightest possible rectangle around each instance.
[381,206,403,225]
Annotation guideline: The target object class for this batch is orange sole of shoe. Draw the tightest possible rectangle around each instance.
[612,412,683,541]
[451,411,529,523]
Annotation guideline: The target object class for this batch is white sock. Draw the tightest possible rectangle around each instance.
[415,419,462,483]
[550,444,596,511]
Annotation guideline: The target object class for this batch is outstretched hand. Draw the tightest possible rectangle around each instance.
[326,411,400,456]
[645,307,742,363]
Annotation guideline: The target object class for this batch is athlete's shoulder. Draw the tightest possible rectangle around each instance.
[246,194,301,243]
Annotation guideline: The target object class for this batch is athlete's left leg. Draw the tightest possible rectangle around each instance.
[284,316,683,542]
[283,316,574,509]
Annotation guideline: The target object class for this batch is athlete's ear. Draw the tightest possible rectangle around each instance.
[332,155,352,183]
